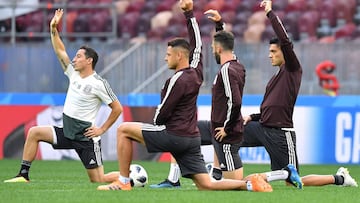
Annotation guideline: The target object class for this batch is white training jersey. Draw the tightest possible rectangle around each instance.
[63,64,117,125]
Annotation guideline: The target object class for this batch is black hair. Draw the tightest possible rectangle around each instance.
[167,38,190,52]
[269,37,280,45]
[79,45,98,70]
[213,30,234,51]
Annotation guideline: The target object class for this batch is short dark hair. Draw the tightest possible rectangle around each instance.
[79,45,98,70]
[167,38,190,52]
[213,30,234,51]
[269,37,280,45]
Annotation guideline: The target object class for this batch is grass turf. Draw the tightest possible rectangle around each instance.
[0,159,359,203]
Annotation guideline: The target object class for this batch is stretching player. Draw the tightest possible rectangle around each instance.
[97,0,272,192]
[4,9,122,183]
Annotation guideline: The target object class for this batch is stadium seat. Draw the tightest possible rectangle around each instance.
[142,1,159,13]
[283,11,300,41]
[156,0,176,12]
[205,0,224,12]
[335,23,356,41]
[236,0,257,12]
[319,0,337,28]
[233,11,252,27]
[220,11,236,25]
[221,0,240,12]
[272,0,288,11]
[125,0,145,13]
[118,12,140,39]
[335,0,356,25]
[285,0,307,12]
[317,19,333,38]
[137,12,156,37]
[73,13,90,41]
[297,11,320,40]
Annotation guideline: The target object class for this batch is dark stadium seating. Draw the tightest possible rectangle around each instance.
[4,0,360,42]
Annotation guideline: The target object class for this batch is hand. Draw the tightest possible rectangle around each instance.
[214,127,227,142]
[260,0,272,14]
[179,0,193,12]
[84,126,104,138]
[50,9,64,29]
[204,9,222,22]
[243,115,252,125]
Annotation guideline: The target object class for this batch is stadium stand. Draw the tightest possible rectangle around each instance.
[2,0,360,43]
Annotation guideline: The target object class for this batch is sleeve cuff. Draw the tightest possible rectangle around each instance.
[184,10,194,19]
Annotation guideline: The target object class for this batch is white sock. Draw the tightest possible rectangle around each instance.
[119,175,131,184]
[265,170,289,182]
[246,181,253,191]
[167,163,181,183]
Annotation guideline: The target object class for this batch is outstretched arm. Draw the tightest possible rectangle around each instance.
[50,9,71,72]
[180,0,202,71]
[261,0,300,71]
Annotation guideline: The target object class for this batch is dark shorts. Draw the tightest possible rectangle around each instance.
[213,141,242,171]
[141,123,208,178]
[198,120,213,145]
[241,121,298,171]
[52,126,102,169]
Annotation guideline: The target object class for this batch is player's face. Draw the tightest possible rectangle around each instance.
[72,49,92,71]
[165,46,178,70]
[268,44,285,67]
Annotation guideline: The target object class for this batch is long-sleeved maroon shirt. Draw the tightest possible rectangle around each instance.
[153,10,203,137]
[256,10,302,128]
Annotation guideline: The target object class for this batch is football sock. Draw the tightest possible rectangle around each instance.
[246,181,253,191]
[119,175,131,184]
[19,160,31,180]
[333,175,344,185]
[167,163,181,183]
[265,170,289,182]
[212,167,223,180]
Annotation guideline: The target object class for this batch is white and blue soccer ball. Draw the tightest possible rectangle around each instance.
[129,164,148,187]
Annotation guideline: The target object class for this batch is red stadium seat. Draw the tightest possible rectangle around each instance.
[335,23,356,41]
[118,12,140,38]
[319,0,337,27]
[137,12,156,36]
[298,11,320,39]
[125,0,145,13]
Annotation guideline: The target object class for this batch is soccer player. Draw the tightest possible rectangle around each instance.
[4,9,123,183]
[97,0,272,192]
[240,0,357,188]
[150,7,247,189]
[151,1,358,189]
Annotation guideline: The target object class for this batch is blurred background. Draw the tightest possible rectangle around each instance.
[1,0,360,164]
[0,0,359,95]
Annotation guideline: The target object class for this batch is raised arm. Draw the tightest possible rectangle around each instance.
[261,0,301,71]
[180,0,202,72]
[204,9,225,32]
[50,9,71,72]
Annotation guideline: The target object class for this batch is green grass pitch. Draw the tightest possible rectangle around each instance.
[0,159,359,203]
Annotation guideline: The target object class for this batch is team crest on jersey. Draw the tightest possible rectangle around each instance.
[83,85,92,94]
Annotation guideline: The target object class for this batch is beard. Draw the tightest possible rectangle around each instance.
[215,53,221,64]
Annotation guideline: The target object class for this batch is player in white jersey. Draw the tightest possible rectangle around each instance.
[4,9,123,183]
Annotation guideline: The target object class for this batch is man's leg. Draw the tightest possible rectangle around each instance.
[4,126,54,183]
[97,122,144,190]
[150,155,181,188]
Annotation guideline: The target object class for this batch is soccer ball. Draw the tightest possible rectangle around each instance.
[129,164,148,187]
